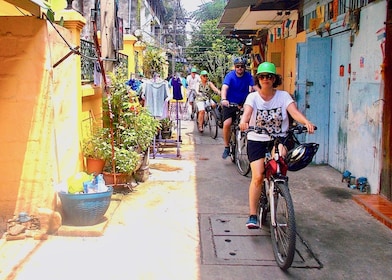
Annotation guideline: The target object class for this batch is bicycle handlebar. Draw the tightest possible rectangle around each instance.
[246,125,317,136]
[220,101,241,108]
[290,125,317,134]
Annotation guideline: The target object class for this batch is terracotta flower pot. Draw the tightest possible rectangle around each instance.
[86,158,106,175]
[103,172,130,185]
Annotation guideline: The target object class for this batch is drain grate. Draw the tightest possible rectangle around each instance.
[199,214,323,268]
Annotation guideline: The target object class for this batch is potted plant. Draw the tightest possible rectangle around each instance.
[101,64,159,185]
[103,145,140,185]
[82,127,112,174]
[158,117,173,139]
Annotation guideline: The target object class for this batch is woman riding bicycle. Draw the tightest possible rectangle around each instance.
[195,70,220,132]
[239,62,315,229]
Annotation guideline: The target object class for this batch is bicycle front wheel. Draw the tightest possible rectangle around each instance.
[207,110,218,139]
[270,182,296,271]
[258,180,269,226]
[234,130,250,176]
[229,131,236,163]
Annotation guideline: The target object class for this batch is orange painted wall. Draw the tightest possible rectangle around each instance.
[264,32,306,93]
[283,31,306,94]
[0,16,81,221]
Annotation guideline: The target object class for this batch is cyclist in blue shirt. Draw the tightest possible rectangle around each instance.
[221,57,256,159]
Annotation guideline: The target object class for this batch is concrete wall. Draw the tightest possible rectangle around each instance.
[347,1,386,193]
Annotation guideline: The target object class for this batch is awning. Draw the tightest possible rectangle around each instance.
[1,0,47,16]
[217,0,299,40]
[217,0,256,38]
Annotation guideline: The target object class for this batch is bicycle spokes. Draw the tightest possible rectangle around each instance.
[269,182,296,270]
[207,110,218,139]
[234,129,250,175]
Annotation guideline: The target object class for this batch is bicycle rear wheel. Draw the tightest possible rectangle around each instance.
[234,129,250,176]
[270,182,296,271]
[207,110,218,139]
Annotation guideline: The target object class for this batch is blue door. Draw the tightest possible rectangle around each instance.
[329,32,351,172]
[296,38,331,164]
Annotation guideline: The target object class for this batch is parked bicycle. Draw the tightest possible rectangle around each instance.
[246,125,318,270]
[194,97,219,139]
[228,103,251,176]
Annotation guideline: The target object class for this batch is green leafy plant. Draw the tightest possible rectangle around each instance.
[142,47,167,78]
[104,146,140,174]
[102,64,159,175]
[159,118,173,131]
[82,127,111,160]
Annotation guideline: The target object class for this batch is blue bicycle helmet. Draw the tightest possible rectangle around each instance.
[233,56,246,65]
[286,143,319,171]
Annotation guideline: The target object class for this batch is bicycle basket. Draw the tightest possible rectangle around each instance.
[286,143,319,171]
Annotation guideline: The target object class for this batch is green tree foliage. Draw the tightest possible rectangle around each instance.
[183,0,242,87]
[186,17,240,88]
[142,47,167,78]
[191,0,227,23]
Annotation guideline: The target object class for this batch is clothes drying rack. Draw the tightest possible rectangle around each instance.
[143,78,181,158]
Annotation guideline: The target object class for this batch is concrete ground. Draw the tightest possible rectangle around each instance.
[0,120,392,280]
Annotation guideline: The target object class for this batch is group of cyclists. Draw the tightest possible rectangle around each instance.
[175,57,316,229]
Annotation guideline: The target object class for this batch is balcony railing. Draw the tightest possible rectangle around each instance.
[81,39,96,83]
[80,39,129,83]
[116,53,128,70]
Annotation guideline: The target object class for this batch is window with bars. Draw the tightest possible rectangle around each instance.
[80,39,128,83]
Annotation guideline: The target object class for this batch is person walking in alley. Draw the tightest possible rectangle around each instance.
[239,62,315,229]
[221,57,256,159]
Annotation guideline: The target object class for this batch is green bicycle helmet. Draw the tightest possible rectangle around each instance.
[191,67,198,73]
[257,62,276,74]
[200,70,208,76]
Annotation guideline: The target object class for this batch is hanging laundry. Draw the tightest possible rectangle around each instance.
[94,61,101,86]
[142,79,170,118]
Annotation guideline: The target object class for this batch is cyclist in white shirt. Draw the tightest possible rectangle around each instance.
[186,68,201,119]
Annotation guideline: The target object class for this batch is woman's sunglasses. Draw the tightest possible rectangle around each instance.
[201,75,207,77]
[258,74,274,80]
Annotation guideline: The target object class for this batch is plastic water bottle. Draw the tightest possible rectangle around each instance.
[265,152,272,160]
[96,174,108,192]
[86,180,96,193]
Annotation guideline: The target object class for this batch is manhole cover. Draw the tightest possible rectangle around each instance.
[199,214,323,268]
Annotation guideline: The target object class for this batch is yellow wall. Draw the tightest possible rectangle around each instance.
[0,4,139,227]
[121,34,138,78]
[265,39,285,90]
[283,31,306,94]
[0,15,83,220]
[264,32,306,93]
